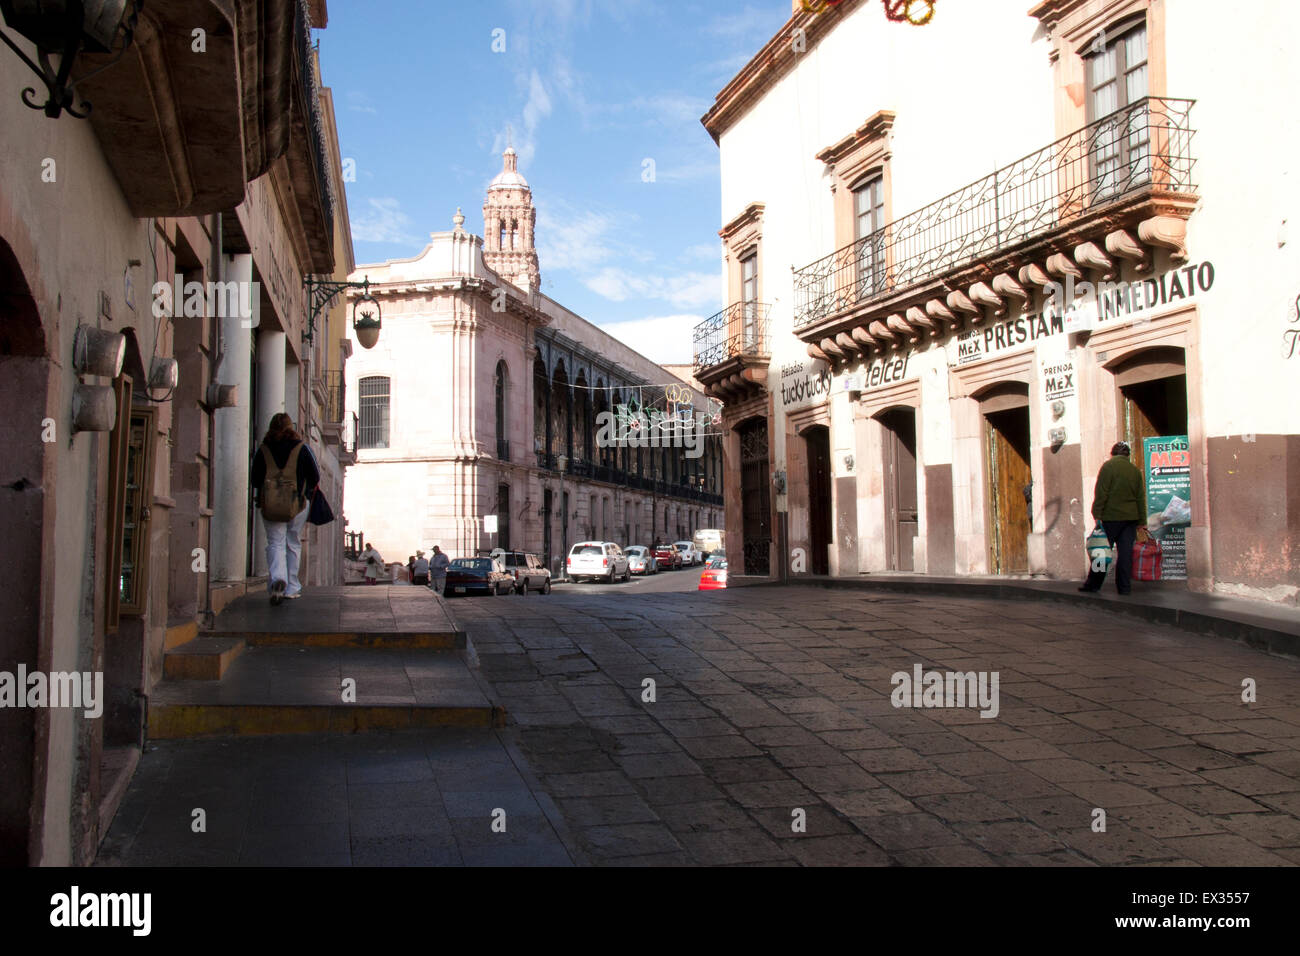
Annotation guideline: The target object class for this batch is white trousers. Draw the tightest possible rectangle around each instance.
[264,505,310,596]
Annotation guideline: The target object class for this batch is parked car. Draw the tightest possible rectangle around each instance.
[498,550,552,594]
[698,561,727,590]
[704,550,727,568]
[445,556,515,597]
[567,541,631,583]
[651,543,682,570]
[674,540,703,566]
[624,545,657,575]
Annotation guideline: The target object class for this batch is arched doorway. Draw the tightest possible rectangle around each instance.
[0,237,47,864]
[803,424,832,575]
[738,417,771,575]
[979,382,1032,574]
[1110,346,1190,579]
[875,407,918,571]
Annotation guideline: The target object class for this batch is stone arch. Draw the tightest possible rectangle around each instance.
[0,235,49,864]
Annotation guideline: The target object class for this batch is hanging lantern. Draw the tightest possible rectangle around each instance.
[352,284,382,350]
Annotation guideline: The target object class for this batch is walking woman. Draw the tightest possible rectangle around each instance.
[251,413,320,604]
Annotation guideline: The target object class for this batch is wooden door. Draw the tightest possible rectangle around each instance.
[805,426,831,575]
[985,408,1032,574]
[739,418,771,575]
[880,408,918,571]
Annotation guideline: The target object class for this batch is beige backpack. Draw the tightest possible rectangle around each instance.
[260,444,304,521]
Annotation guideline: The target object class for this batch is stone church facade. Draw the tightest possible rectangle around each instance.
[342,150,724,570]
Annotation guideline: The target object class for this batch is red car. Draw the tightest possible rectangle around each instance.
[698,565,727,590]
[651,543,682,570]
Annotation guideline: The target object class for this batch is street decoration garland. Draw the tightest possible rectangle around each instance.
[800,0,936,25]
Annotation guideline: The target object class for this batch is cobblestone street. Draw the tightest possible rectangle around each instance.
[452,583,1300,866]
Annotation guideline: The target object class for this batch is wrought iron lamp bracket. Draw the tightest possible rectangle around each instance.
[303,275,373,345]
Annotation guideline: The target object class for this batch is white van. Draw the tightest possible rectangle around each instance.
[692,529,724,557]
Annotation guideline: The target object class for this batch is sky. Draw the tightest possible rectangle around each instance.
[318,0,792,365]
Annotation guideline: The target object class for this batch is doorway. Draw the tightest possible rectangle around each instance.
[983,387,1032,575]
[0,238,45,864]
[542,489,552,570]
[804,425,832,575]
[877,407,918,571]
[496,483,511,551]
[738,417,771,575]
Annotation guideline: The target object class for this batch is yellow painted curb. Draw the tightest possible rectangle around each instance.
[235,631,463,649]
[147,703,503,738]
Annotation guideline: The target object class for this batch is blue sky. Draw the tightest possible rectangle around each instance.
[318,0,791,364]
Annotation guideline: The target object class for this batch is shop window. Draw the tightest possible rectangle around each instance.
[118,406,157,615]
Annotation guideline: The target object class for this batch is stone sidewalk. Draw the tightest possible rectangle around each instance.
[451,585,1300,866]
[96,729,573,866]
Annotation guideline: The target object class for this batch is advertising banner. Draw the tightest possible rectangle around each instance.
[1143,435,1192,580]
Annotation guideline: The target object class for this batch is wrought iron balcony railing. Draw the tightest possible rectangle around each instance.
[324,370,345,424]
[793,96,1197,331]
[693,301,773,371]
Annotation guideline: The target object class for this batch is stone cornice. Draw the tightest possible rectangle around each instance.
[815,110,896,168]
[701,0,868,143]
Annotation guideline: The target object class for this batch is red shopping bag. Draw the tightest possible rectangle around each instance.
[1133,538,1163,581]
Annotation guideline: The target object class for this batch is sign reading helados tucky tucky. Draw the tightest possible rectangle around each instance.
[778,358,833,411]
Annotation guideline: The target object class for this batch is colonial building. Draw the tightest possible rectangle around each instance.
[696,0,1297,604]
[342,150,725,570]
[0,0,353,864]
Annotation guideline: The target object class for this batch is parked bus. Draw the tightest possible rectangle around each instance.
[692,529,724,557]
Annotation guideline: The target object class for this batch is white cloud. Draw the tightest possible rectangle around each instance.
[683,242,723,262]
[704,5,776,39]
[596,314,703,365]
[350,197,420,245]
[345,91,377,114]
[583,267,720,310]
[536,207,618,271]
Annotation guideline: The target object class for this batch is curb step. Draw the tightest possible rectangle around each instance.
[147,702,506,739]
[163,636,247,680]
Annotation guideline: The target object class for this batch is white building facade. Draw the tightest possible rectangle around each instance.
[343,151,725,570]
[696,0,1298,604]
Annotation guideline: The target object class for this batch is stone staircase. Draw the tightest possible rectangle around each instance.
[151,587,504,738]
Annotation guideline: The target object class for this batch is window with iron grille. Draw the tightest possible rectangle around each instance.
[358,375,390,449]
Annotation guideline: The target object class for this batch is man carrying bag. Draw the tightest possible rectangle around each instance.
[1078,441,1149,596]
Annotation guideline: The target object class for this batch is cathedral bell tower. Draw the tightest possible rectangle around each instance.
[482,147,541,294]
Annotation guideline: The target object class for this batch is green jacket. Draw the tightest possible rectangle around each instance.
[1092,454,1146,522]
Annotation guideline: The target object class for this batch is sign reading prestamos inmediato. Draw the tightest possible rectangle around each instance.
[1143,435,1191,580]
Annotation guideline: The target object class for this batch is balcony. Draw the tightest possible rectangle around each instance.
[340,411,358,465]
[323,370,345,424]
[692,301,773,402]
[792,97,1198,356]
[74,1,301,216]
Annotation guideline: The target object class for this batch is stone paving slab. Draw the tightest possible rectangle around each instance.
[151,647,488,707]
[448,584,1300,867]
[775,574,1300,656]
[95,730,573,866]
[208,586,460,637]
